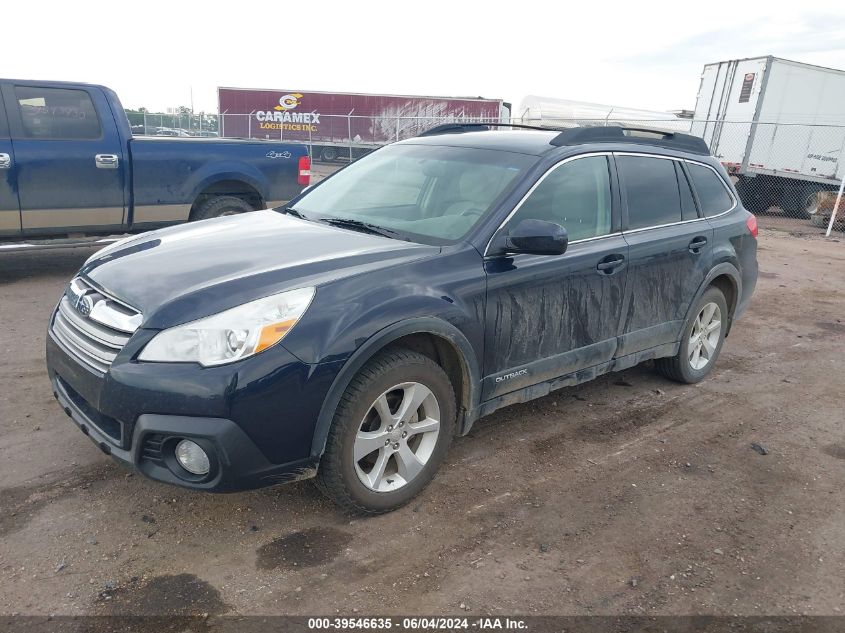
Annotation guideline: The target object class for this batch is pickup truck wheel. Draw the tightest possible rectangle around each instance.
[316,349,456,514]
[192,195,253,221]
[655,286,728,384]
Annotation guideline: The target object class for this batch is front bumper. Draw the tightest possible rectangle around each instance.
[46,329,338,491]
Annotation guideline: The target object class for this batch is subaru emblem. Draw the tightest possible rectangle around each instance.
[76,294,94,317]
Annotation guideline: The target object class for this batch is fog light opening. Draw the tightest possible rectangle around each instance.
[174,439,210,476]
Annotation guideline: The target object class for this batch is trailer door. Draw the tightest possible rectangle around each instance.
[692,58,768,169]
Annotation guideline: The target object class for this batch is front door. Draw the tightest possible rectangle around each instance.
[483,154,628,400]
[1,84,126,233]
[0,93,20,236]
[615,154,714,356]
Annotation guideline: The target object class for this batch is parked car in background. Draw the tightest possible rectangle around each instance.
[46,124,757,513]
[0,79,311,246]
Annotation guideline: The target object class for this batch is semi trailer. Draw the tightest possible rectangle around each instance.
[218,87,509,162]
[691,56,845,218]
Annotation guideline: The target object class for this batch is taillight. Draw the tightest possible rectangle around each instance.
[746,214,758,238]
[298,155,311,186]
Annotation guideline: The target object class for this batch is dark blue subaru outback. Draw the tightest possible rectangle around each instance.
[46,125,758,513]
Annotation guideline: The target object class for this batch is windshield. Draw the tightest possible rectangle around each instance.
[289,144,535,243]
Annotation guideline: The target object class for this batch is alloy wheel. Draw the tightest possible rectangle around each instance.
[353,382,441,492]
[688,302,722,371]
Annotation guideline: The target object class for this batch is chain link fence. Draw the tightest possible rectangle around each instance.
[185,110,845,233]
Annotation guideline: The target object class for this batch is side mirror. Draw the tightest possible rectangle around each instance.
[494,219,569,256]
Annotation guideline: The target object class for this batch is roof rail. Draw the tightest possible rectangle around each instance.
[549,126,710,155]
[418,122,560,137]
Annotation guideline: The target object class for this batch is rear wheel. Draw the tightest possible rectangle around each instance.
[316,349,456,514]
[655,286,728,384]
[320,146,338,162]
[191,195,254,221]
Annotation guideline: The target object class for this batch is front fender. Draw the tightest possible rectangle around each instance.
[309,317,482,461]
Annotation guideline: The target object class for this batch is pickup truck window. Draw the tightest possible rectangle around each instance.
[14,86,101,140]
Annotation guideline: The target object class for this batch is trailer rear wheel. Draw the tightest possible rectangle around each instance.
[778,184,827,220]
[735,176,774,214]
[320,146,338,162]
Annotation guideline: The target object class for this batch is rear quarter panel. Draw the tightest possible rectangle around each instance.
[129,138,308,225]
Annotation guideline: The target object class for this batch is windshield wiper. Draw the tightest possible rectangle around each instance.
[283,206,309,220]
[319,218,402,240]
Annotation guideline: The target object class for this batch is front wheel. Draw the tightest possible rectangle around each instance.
[655,286,728,384]
[316,349,456,514]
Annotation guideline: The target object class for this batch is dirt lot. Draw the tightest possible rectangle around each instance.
[1,222,844,618]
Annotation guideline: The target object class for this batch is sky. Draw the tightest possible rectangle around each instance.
[5,0,845,114]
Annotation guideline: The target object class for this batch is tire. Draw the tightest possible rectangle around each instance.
[320,146,338,162]
[655,286,728,384]
[191,195,253,221]
[316,349,456,514]
[779,184,822,220]
[734,177,772,214]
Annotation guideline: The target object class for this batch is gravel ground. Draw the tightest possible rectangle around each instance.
[1,225,843,618]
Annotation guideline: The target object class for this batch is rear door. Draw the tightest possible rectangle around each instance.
[0,89,21,236]
[616,153,713,356]
[1,84,126,233]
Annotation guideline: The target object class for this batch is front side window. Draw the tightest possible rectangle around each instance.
[14,86,101,140]
[618,156,683,230]
[291,144,534,243]
[507,155,612,242]
[687,163,734,217]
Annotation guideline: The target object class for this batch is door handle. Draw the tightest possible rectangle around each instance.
[0,153,10,170]
[95,154,119,169]
[689,237,708,254]
[597,254,626,274]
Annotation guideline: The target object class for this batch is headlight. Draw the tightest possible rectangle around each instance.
[138,287,315,366]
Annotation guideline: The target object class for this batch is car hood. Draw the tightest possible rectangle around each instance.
[81,211,438,329]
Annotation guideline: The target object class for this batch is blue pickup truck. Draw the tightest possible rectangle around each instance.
[0,79,311,247]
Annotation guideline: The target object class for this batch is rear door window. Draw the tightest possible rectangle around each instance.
[687,162,734,217]
[14,86,101,140]
[618,155,682,229]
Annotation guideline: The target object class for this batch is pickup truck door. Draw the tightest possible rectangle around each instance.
[0,92,21,236]
[0,83,126,233]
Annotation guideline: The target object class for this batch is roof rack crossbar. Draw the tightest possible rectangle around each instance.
[549,126,710,155]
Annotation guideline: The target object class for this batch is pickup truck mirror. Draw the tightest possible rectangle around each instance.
[492,219,569,256]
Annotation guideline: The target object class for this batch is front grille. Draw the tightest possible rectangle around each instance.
[51,278,142,374]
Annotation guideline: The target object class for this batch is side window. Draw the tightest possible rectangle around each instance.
[618,156,682,229]
[14,86,101,140]
[509,156,612,242]
[676,162,699,221]
[687,163,734,217]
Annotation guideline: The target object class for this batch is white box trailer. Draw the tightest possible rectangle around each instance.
[692,56,845,216]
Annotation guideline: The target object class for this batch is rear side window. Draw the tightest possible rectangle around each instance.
[676,162,699,221]
[687,163,734,217]
[14,86,101,140]
[618,156,682,229]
